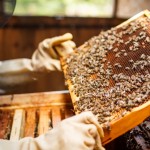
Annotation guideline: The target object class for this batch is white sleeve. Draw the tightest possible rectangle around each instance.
[0,59,33,74]
[0,130,59,150]
[0,58,37,87]
[0,58,36,87]
[0,138,38,150]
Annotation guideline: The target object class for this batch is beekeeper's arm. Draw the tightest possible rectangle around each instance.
[0,33,75,86]
[0,111,105,150]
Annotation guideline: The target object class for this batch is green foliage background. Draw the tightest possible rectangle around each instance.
[14,0,114,17]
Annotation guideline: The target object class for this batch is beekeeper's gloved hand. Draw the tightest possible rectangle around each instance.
[0,112,105,150]
[31,33,75,71]
[0,33,75,87]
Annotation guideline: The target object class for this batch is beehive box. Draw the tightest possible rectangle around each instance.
[0,91,74,140]
[61,10,150,144]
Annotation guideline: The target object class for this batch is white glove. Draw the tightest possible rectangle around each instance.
[0,112,105,150]
[0,33,75,87]
[31,33,76,71]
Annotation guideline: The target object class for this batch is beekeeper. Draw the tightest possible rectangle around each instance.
[0,33,105,150]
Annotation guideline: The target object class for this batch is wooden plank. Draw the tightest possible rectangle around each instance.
[0,95,12,106]
[0,110,12,139]
[51,106,61,128]
[2,28,34,60]
[12,91,71,106]
[116,10,150,28]
[0,91,71,110]
[38,108,51,135]
[24,108,36,137]
[10,109,25,140]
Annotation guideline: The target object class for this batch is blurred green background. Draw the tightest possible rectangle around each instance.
[14,0,114,17]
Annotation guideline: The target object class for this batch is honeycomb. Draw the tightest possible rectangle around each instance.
[61,10,150,144]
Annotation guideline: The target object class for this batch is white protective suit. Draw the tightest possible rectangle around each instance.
[0,112,105,150]
[0,33,75,87]
[0,33,105,150]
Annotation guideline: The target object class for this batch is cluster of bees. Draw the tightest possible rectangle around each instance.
[125,117,150,150]
[63,15,150,124]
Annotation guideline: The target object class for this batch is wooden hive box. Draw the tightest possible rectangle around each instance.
[61,10,150,144]
[0,91,74,140]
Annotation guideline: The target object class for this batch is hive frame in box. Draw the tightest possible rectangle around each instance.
[61,10,150,145]
[0,91,74,140]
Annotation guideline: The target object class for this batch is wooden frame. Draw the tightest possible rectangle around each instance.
[61,10,150,145]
